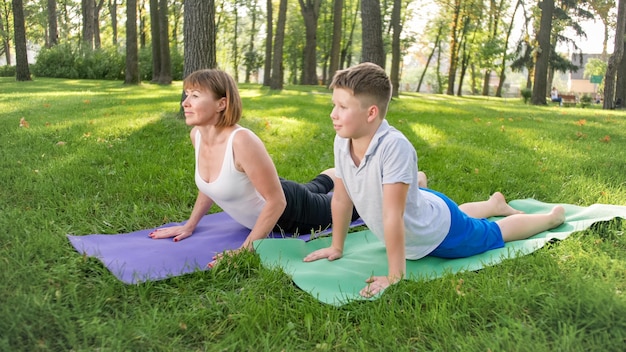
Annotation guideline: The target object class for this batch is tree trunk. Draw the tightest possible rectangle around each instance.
[94,0,104,49]
[245,0,259,83]
[340,0,359,69]
[496,0,521,97]
[183,0,216,78]
[125,0,140,84]
[446,0,462,96]
[603,0,625,109]
[616,38,626,107]
[47,0,58,47]
[109,0,118,45]
[530,0,554,105]
[150,0,161,82]
[270,0,287,90]
[263,0,273,86]
[0,7,10,65]
[82,0,95,49]
[298,0,322,85]
[417,22,443,93]
[328,0,343,84]
[390,0,402,97]
[360,0,384,67]
[12,0,31,81]
[158,0,172,84]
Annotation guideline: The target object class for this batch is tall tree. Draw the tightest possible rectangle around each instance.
[340,0,359,69]
[390,0,402,97]
[616,35,626,106]
[603,0,625,109]
[109,0,118,45]
[1,1,11,65]
[12,0,30,81]
[270,0,287,90]
[150,0,161,82]
[82,0,95,49]
[445,0,463,95]
[361,0,384,67]
[530,0,554,105]
[328,0,343,83]
[157,0,172,84]
[244,0,261,83]
[416,20,444,93]
[495,0,521,97]
[263,0,273,86]
[94,0,104,48]
[183,0,216,78]
[47,0,58,47]
[125,0,140,84]
[298,0,322,85]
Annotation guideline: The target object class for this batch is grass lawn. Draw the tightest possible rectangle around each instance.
[1,77,625,351]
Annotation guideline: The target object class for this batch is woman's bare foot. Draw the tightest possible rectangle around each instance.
[489,192,524,216]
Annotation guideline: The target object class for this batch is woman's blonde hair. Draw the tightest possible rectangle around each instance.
[183,69,242,127]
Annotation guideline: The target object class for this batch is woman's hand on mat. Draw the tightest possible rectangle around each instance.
[360,276,391,298]
[302,247,343,262]
[148,226,194,242]
[208,247,249,268]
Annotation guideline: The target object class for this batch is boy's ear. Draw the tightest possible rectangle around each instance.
[366,104,379,123]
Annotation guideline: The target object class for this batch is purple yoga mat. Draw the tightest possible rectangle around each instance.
[67,211,363,284]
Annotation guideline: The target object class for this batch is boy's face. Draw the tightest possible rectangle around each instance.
[330,88,374,139]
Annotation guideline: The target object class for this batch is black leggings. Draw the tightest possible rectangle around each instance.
[275,174,360,234]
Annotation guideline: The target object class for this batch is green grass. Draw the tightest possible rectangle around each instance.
[1,77,625,351]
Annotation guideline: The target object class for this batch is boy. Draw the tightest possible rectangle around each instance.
[303,63,565,298]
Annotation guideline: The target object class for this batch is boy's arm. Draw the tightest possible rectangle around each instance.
[303,177,353,262]
[381,182,408,282]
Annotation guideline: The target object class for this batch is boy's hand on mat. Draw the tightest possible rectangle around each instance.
[303,247,343,262]
[148,226,193,242]
[360,276,391,298]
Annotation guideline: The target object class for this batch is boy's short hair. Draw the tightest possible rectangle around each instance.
[329,62,392,118]
[183,69,242,127]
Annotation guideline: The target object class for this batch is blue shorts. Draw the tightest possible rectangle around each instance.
[422,189,504,259]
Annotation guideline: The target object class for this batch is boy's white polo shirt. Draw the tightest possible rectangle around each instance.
[334,120,450,259]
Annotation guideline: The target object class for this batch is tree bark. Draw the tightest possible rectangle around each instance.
[125,0,140,84]
[360,0,384,67]
[446,0,462,95]
[109,0,118,45]
[12,0,31,81]
[270,0,287,90]
[82,0,95,49]
[298,0,322,85]
[263,0,273,86]
[158,0,172,84]
[531,0,554,105]
[603,0,625,109]
[390,0,402,97]
[183,0,216,79]
[0,6,10,65]
[47,0,58,47]
[328,0,343,84]
[150,0,161,82]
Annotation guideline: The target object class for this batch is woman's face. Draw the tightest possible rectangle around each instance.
[181,87,226,126]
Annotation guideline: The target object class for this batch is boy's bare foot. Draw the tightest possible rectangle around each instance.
[418,171,428,188]
[548,205,566,228]
[490,192,524,216]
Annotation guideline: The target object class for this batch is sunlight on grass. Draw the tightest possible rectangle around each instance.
[1,78,625,351]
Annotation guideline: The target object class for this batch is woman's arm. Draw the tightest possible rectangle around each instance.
[232,130,286,250]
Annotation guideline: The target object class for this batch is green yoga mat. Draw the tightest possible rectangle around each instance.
[254,199,626,306]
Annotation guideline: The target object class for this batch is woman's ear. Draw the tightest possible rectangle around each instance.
[218,97,227,112]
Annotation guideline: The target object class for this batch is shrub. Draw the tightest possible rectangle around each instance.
[520,88,532,104]
[580,94,593,108]
[0,65,16,77]
[32,43,124,80]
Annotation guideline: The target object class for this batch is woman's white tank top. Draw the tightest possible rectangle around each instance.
[194,128,265,229]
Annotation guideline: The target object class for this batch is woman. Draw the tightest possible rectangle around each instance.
[149,69,359,264]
